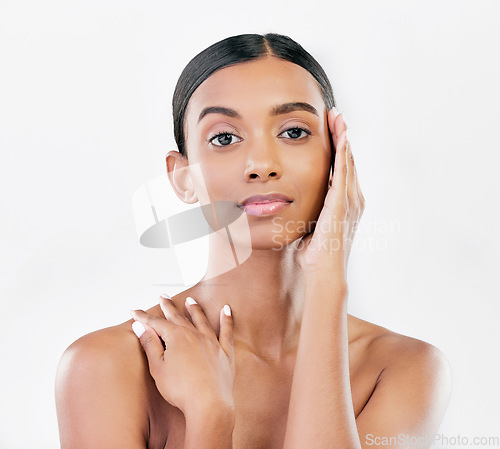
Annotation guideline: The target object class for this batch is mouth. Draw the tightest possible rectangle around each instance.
[237,193,293,217]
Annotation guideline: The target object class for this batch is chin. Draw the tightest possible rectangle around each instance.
[221,210,315,252]
[235,228,307,252]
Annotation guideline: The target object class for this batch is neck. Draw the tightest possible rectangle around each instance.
[191,231,305,362]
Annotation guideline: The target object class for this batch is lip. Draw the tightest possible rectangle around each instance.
[238,193,293,216]
[239,193,293,206]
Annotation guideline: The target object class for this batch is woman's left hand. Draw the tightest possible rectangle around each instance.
[295,110,365,279]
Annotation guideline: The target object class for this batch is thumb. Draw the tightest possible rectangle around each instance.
[131,320,164,369]
[218,305,235,365]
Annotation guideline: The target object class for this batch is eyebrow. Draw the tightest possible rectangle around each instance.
[197,102,319,123]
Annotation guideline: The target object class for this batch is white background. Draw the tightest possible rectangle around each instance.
[1,0,499,447]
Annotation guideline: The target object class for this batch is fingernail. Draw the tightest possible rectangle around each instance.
[132,321,146,338]
[160,293,171,300]
[186,296,197,305]
[341,112,347,125]
[331,106,339,117]
[346,129,351,142]
[223,305,231,317]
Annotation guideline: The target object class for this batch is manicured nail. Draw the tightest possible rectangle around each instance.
[341,112,348,126]
[132,321,146,338]
[223,305,231,317]
[346,129,351,142]
[331,106,339,117]
[161,293,171,300]
[186,296,197,305]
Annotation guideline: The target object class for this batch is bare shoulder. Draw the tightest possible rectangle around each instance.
[58,321,148,390]
[62,319,133,353]
[58,302,166,378]
[55,319,155,448]
[349,314,451,370]
[349,314,452,435]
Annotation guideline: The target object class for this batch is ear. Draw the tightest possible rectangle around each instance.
[165,151,199,204]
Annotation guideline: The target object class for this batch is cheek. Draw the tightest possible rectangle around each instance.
[291,149,330,215]
[191,158,236,204]
[303,180,329,219]
[292,143,331,185]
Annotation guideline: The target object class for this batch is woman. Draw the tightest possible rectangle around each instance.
[55,33,451,449]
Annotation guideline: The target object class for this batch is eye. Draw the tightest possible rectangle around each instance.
[279,127,312,140]
[208,132,242,147]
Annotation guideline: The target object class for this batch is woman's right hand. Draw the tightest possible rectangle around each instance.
[130,296,235,417]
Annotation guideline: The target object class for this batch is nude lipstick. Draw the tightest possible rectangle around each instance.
[238,193,292,217]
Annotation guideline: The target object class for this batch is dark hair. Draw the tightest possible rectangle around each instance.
[172,33,336,157]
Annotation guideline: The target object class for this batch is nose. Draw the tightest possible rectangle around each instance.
[243,138,282,181]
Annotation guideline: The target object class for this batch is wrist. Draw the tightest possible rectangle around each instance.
[184,402,235,449]
[303,270,349,306]
[184,398,236,425]
[303,267,348,288]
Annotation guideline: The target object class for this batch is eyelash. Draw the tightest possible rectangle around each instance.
[207,127,312,147]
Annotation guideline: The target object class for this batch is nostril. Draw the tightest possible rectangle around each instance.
[248,171,278,179]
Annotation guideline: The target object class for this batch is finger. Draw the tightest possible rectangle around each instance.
[131,319,164,374]
[184,296,217,338]
[328,107,342,149]
[336,111,348,134]
[219,305,235,366]
[327,108,339,185]
[352,152,366,212]
[342,124,365,215]
[159,295,190,327]
[345,131,358,207]
[334,111,348,147]
[331,129,349,204]
[130,308,175,342]
[328,109,348,186]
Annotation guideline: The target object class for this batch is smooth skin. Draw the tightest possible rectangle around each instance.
[55,56,452,449]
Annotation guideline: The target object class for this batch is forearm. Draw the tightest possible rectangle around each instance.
[184,404,235,449]
[284,270,361,449]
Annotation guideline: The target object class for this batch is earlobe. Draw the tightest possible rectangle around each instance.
[165,151,199,204]
[182,188,198,204]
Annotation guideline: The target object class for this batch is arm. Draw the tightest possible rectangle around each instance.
[285,271,452,449]
[284,109,361,448]
[55,329,150,449]
[285,110,451,448]
[284,273,360,449]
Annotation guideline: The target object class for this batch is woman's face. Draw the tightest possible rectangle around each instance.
[182,55,332,249]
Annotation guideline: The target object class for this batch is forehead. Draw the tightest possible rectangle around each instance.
[186,56,326,121]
